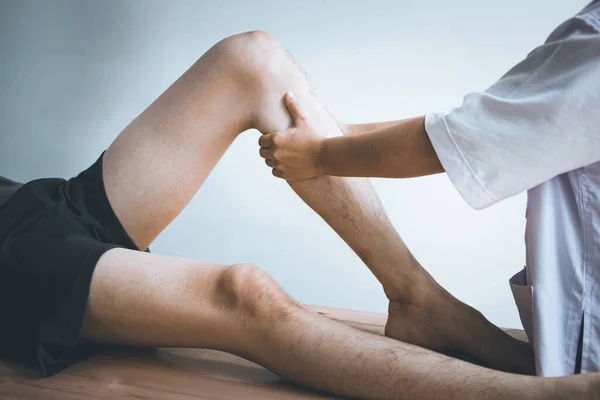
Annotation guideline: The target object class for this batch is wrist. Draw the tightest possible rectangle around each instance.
[313,138,328,176]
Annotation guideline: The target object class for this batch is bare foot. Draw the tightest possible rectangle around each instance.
[385,292,536,375]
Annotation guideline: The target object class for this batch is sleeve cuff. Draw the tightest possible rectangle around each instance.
[425,112,498,210]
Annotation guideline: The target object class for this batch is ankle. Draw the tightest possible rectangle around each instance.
[381,251,451,304]
[384,270,446,308]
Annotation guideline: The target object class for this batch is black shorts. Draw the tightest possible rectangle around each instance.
[0,152,143,376]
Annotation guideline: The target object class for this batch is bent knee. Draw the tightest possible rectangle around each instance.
[213,263,299,322]
[229,30,282,53]
[223,30,284,61]
[210,31,301,91]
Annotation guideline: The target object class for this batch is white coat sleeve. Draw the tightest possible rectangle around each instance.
[425,11,600,209]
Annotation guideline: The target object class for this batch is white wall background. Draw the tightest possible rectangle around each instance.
[0,0,590,329]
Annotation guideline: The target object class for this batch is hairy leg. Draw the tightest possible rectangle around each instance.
[238,37,534,373]
[102,31,530,372]
[81,249,599,400]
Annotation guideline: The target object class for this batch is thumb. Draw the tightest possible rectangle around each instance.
[285,92,306,126]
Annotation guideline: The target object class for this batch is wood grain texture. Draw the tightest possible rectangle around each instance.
[0,306,527,400]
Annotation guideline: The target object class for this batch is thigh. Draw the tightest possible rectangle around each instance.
[101,36,254,250]
[81,248,241,351]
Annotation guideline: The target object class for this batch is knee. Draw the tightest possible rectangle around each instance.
[211,31,290,83]
[204,31,305,132]
[213,263,300,324]
[230,30,283,57]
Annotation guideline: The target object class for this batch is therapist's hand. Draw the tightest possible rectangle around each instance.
[258,92,326,181]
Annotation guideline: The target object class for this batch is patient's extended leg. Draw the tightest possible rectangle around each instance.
[82,249,599,400]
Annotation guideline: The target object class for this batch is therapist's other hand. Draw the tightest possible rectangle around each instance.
[259,92,326,181]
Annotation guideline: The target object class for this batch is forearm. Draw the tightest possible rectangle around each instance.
[341,120,405,136]
[319,116,444,178]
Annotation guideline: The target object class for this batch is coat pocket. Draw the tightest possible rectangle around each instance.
[509,267,534,343]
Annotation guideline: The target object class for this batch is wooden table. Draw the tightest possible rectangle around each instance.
[0,306,527,400]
